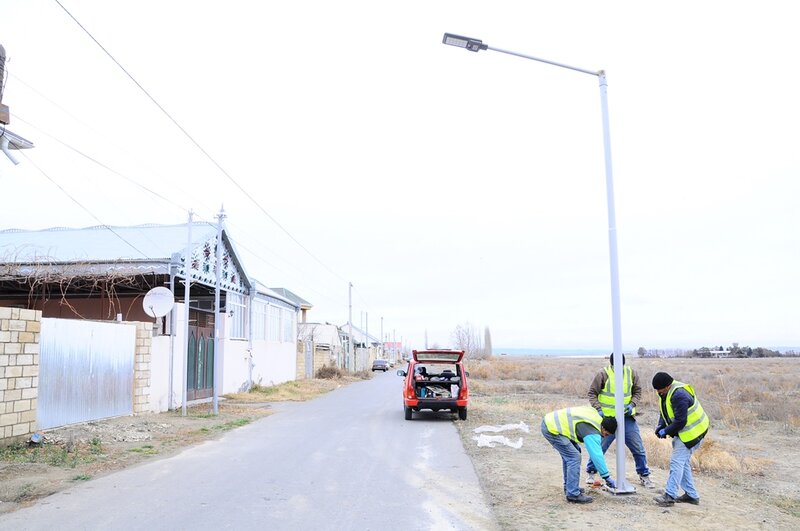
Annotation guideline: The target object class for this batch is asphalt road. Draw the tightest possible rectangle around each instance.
[0,371,497,531]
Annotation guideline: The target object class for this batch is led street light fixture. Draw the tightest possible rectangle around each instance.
[442,33,487,52]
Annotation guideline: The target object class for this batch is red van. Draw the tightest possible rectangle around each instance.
[397,349,469,420]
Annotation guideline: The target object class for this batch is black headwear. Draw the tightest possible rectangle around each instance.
[652,372,674,389]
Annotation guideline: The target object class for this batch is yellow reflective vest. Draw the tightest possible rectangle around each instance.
[662,381,710,445]
[597,365,635,417]
[544,406,602,443]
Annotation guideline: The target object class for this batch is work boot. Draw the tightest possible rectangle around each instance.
[639,475,655,488]
[653,494,676,506]
[566,493,593,504]
[676,493,700,505]
[585,473,597,485]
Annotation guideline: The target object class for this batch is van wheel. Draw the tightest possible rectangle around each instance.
[458,407,467,421]
[404,406,413,420]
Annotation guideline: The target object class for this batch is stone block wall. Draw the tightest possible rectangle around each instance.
[296,341,306,379]
[133,322,152,414]
[0,307,41,443]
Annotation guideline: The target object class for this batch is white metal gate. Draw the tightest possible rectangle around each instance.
[38,318,136,430]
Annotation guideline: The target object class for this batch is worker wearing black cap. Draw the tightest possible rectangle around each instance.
[651,371,710,507]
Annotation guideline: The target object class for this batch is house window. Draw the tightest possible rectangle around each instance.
[228,292,247,339]
[267,304,281,342]
[282,307,296,343]
[253,300,267,340]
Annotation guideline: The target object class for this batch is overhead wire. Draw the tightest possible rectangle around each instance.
[13,114,347,312]
[13,105,339,304]
[11,70,346,308]
[14,114,187,214]
[17,150,150,259]
[54,0,349,286]
[40,1,394,331]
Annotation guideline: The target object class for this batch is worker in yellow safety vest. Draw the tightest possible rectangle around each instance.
[651,371,710,507]
[541,405,618,504]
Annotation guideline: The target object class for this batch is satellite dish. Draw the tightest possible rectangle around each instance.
[143,286,175,318]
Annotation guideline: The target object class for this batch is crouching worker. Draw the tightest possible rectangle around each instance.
[541,406,618,504]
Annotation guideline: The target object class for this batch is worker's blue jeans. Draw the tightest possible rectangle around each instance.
[665,437,702,499]
[541,420,583,498]
[586,415,651,477]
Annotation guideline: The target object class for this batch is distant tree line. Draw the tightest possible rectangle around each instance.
[637,345,799,358]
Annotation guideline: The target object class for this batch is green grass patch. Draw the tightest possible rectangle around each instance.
[72,474,92,482]
[0,442,96,468]
[197,418,251,434]
[89,437,103,454]
[128,444,158,455]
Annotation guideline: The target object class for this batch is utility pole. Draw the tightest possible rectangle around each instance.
[380,317,384,360]
[212,206,225,415]
[348,282,353,372]
[181,211,193,417]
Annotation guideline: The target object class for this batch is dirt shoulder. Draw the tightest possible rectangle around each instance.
[0,401,274,514]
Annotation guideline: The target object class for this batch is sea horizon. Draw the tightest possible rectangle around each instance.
[493,347,609,357]
[493,345,800,357]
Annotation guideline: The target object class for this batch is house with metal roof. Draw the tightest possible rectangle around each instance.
[0,222,304,413]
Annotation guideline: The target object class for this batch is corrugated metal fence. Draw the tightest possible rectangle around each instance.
[38,318,136,430]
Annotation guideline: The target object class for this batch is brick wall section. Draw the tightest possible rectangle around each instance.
[296,341,306,380]
[0,307,41,444]
[133,322,152,414]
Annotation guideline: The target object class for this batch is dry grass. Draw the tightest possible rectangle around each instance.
[458,355,800,528]
[467,356,800,476]
[471,356,800,429]
[224,375,367,402]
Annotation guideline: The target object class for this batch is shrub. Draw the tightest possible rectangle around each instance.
[315,366,342,379]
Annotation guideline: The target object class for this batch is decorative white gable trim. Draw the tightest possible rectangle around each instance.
[181,234,246,294]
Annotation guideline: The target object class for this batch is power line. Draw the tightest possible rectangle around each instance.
[13,111,345,307]
[14,114,187,214]
[54,0,348,285]
[18,150,150,259]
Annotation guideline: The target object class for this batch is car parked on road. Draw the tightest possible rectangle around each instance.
[371,359,389,372]
[396,349,469,420]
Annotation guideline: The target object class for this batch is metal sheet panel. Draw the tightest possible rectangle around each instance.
[38,318,136,430]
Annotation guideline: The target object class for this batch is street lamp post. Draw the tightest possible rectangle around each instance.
[443,33,634,494]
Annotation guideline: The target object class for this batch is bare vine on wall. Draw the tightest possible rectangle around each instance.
[1,253,157,320]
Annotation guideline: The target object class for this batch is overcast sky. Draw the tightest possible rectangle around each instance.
[1,1,798,351]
